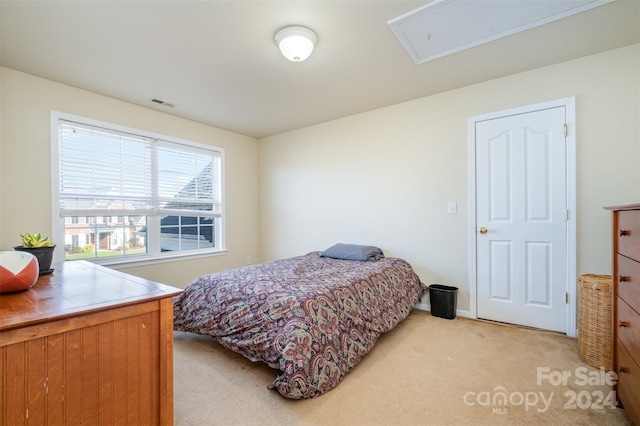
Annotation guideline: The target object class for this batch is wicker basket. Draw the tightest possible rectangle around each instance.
[577,274,613,371]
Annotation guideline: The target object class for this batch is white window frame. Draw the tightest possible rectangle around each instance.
[50,111,226,267]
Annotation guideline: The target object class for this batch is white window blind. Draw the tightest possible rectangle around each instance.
[58,121,154,215]
[54,114,224,264]
[156,143,222,216]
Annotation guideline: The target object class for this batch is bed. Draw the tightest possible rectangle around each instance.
[173,245,426,399]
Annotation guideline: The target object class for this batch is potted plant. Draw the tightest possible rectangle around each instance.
[14,232,56,274]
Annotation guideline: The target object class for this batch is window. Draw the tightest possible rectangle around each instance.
[52,112,224,265]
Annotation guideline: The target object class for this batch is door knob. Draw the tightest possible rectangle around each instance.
[479,227,488,234]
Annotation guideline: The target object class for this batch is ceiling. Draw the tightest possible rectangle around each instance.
[1,0,638,139]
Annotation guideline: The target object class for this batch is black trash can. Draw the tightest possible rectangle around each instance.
[429,284,458,320]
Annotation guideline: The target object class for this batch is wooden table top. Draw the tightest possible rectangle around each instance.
[0,260,182,332]
[604,203,640,211]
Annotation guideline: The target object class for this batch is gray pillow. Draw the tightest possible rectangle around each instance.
[320,243,384,261]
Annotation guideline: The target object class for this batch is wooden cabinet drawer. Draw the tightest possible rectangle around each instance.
[0,262,181,426]
[618,210,640,260]
[617,254,640,313]
[618,297,640,358]
[607,205,640,425]
[616,339,640,424]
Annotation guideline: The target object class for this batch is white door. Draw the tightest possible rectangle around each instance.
[475,106,568,333]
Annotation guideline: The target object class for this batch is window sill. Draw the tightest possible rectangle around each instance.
[73,249,228,270]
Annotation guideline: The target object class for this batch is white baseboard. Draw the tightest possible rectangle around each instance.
[414,302,470,318]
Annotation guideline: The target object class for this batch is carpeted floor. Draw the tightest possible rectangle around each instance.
[173,309,632,425]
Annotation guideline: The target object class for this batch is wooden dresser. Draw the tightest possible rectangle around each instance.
[606,204,640,424]
[0,260,182,425]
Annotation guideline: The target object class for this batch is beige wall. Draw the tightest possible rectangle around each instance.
[0,67,260,288]
[0,68,3,249]
[259,44,640,312]
[2,44,638,303]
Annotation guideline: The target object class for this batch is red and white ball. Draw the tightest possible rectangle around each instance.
[0,251,39,294]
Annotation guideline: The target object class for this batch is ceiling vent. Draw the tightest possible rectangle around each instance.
[150,98,176,108]
[388,0,615,64]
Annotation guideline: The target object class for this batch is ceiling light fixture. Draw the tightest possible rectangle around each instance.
[274,26,317,62]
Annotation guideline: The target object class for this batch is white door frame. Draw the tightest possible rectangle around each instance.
[467,97,577,337]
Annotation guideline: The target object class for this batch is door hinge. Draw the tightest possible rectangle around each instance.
[563,123,568,137]
[565,210,569,221]
[566,292,569,304]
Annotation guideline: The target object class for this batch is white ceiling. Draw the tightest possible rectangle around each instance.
[1,0,638,139]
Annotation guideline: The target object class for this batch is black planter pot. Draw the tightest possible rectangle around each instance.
[13,245,56,274]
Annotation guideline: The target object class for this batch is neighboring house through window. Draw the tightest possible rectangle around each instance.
[51,111,225,265]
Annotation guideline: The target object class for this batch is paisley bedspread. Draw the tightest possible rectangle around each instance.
[173,251,426,399]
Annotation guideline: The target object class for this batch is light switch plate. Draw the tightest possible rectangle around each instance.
[448,202,457,214]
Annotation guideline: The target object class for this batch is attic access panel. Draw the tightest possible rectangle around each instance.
[388,0,615,64]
